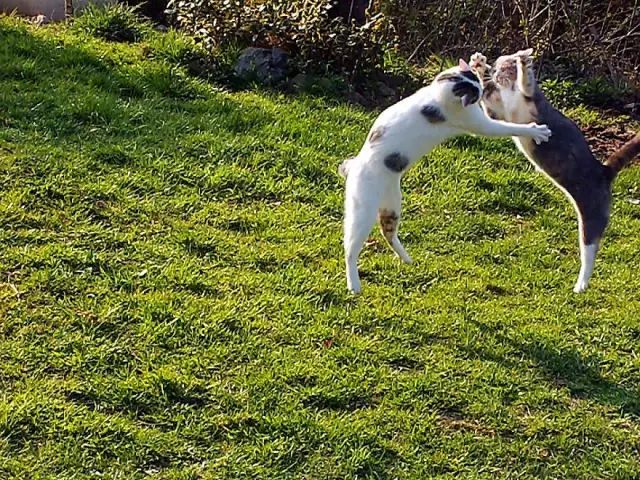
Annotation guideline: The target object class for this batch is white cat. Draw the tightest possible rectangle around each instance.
[341,59,552,293]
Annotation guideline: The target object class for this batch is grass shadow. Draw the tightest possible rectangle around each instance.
[0,20,273,146]
[465,318,640,416]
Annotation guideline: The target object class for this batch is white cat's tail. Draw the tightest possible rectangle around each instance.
[338,157,356,179]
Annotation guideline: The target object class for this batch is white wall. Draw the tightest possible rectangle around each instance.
[0,0,110,21]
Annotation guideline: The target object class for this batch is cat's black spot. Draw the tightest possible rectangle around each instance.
[437,70,478,84]
[459,70,479,83]
[384,152,408,173]
[452,82,476,97]
[421,104,446,123]
[523,94,534,102]
[369,126,385,143]
[483,81,498,97]
[436,73,460,83]
[452,82,480,104]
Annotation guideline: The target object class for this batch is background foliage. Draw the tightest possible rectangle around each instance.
[168,0,640,88]
[168,0,388,81]
[381,0,639,83]
[2,14,640,478]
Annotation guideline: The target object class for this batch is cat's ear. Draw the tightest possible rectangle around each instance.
[459,58,471,71]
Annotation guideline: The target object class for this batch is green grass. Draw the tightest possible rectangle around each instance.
[2,13,640,480]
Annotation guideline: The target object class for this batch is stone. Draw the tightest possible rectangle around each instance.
[376,81,396,97]
[316,77,334,90]
[234,47,289,85]
[347,91,368,106]
[291,73,312,90]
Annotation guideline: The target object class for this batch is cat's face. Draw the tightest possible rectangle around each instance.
[492,48,534,88]
[493,56,518,87]
[435,59,482,108]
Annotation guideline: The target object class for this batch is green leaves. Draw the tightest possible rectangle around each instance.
[170,0,390,81]
[2,14,640,480]
[73,3,150,43]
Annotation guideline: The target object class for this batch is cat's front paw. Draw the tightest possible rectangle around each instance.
[529,123,552,144]
[470,52,488,74]
[516,48,534,67]
[516,48,534,59]
[516,55,533,70]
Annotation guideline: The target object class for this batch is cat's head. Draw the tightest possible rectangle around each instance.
[492,48,533,87]
[435,59,482,108]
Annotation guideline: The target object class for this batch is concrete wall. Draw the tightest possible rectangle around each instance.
[0,0,109,21]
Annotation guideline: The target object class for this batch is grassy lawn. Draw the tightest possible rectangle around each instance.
[2,15,640,480]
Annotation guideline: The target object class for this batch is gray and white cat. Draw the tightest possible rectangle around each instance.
[470,49,640,292]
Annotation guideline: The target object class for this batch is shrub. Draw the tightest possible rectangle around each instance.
[540,78,583,110]
[167,0,389,81]
[74,2,150,43]
[167,0,638,90]
[574,77,629,108]
[541,77,630,111]
[146,29,225,79]
[379,0,639,87]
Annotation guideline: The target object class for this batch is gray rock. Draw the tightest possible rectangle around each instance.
[234,47,288,85]
[347,91,368,106]
[316,77,334,90]
[291,73,311,90]
[376,81,396,97]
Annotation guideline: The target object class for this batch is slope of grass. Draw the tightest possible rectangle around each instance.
[1,14,640,480]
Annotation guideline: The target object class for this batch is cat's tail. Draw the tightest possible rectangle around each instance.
[338,157,356,179]
[604,132,640,179]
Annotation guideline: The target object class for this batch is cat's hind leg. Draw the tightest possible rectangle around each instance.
[574,195,611,293]
[344,166,384,294]
[575,241,599,293]
[378,178,412,264]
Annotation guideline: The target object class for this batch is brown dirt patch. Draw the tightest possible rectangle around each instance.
[576,112,639,163]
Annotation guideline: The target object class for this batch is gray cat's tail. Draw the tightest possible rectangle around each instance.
[604,133,640,179]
